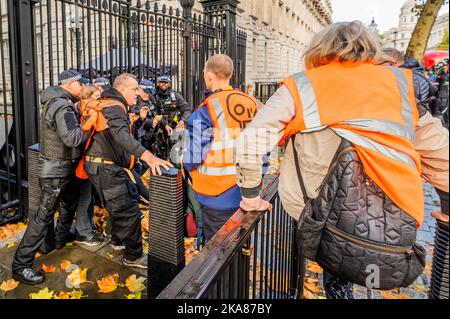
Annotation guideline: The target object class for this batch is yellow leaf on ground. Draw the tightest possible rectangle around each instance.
[106,253,114,259]
[41,264,57,273]
[60,260,72,271]
[67,267,88,286]
[97,274,119,293]
[304,281,321,294]
[29,287,54,299]
[54,291,70,299]
[35,252,41,259]
[6,241,15,248]
[0,279,19,292]
[69,290,87,299]
[125,275,146,292]
[380,290,411,299]
[126,291,142,299]
[307,262,323,274]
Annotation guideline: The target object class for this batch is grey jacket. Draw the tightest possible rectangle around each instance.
[39,86,89,178]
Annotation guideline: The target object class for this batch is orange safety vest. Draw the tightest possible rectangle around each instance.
[281,62,424,226]
[75,99,135,179]
[190,87,259,196]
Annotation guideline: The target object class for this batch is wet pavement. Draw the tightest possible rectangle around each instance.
[0,236,147,299]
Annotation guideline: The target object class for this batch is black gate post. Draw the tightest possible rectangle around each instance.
[8,0,40,152]
[180,0,195,107]
[200,0,239,86]
[7,0,40,218]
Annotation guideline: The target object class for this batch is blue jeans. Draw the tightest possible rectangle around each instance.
[73,178,95,238]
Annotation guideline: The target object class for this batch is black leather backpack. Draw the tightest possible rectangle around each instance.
[293,135,426,290]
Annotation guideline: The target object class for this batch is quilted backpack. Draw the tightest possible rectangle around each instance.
[293,135,426,290]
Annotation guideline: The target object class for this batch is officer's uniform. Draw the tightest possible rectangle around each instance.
[84,88,147,262]
[13,73,90,275]
[151,79,191,160]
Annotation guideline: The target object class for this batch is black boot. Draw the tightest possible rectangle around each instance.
[12,268,45,285]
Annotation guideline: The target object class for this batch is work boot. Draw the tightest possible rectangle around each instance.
[110,242,125,251]
[12,268,45,285]
[74,234,103,247]
[123,254,148,269]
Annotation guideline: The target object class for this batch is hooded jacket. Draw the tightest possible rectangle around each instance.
[153,87,192,124]
[39,85,89,178]
[85,88,147,168]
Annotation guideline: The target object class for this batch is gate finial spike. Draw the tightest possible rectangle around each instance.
[136,0,142,8]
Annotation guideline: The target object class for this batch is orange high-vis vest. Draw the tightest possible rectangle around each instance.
[75,99,135,179]
[190,87,259,196]
[281,62,424,226]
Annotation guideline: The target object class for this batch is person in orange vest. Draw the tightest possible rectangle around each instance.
[236,21,448,298]
[71,85,104,247]
[183,54,260,242]
[83,73,172,269]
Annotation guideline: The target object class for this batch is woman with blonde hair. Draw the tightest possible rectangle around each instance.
[236,21,448,298]
[72,84,104,246]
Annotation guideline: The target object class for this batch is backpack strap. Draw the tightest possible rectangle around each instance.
[291,134,310,203]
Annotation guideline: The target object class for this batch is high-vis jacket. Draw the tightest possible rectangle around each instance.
[190,87,259,197]
[281,62,424,225]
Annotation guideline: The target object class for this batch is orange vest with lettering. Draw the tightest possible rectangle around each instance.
[190,88,259,196]
[281,62,424,225]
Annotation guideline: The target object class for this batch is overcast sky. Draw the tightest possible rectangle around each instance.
[330,0,449,33]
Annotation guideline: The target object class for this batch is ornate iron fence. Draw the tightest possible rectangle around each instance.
[157,178,305,299]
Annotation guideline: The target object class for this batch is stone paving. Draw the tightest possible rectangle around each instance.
[0,236,147,299]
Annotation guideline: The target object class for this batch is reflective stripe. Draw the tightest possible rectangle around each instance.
[210,139,236,151]
[210,98,230,141]
[332,128,416,167]
[387,67,414,131]
[292,72,321,129]
[197,165,236,176]
[341,118,415,142]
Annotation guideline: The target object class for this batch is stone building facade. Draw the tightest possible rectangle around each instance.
[382,0,449,52]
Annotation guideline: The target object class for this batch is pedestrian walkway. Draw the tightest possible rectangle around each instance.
[0,234,147,299]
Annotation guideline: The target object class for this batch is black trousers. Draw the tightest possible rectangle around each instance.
[85,163,142,260]
[200,204,237,242]
[13,175,79,271]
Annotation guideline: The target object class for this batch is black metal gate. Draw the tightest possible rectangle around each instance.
[0,0,247,224]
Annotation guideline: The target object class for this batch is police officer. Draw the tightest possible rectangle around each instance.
[93,77,111,92]
[12,69,90,285]
[150,76,191,160]
[84,73,172,269]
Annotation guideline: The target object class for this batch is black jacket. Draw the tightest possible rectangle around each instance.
[401,59,438,116]
[153,88,192,124]
[85,88,147,168]
[39,85,89,178]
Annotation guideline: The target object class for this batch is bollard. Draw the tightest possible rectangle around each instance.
[430,189,449,299]
[147,168,185,298]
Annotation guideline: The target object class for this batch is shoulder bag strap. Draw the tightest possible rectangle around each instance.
[291,134,310,203]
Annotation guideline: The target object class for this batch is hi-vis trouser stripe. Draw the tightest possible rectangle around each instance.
[292,70,416,166]
[196,98,236,176]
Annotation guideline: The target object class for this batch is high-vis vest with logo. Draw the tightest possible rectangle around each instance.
[190,88,259,196]
[281,62,424,226]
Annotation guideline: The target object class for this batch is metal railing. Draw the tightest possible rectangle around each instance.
[255,82,279,104]
[158,177,304,299]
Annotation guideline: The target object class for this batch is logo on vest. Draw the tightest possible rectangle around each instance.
[226,93,258,129]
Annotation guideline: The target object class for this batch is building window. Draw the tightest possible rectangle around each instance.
[264,42,268,73]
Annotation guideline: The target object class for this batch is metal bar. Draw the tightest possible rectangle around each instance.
[61,0,68,69]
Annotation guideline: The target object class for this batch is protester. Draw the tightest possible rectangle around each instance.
[83,73,172,269]
[236,21,448,298]
[72,85,104,246]
[184,54,259,241]
[12,69,90,285]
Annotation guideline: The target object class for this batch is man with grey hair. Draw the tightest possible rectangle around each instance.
[85,73,172,269]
